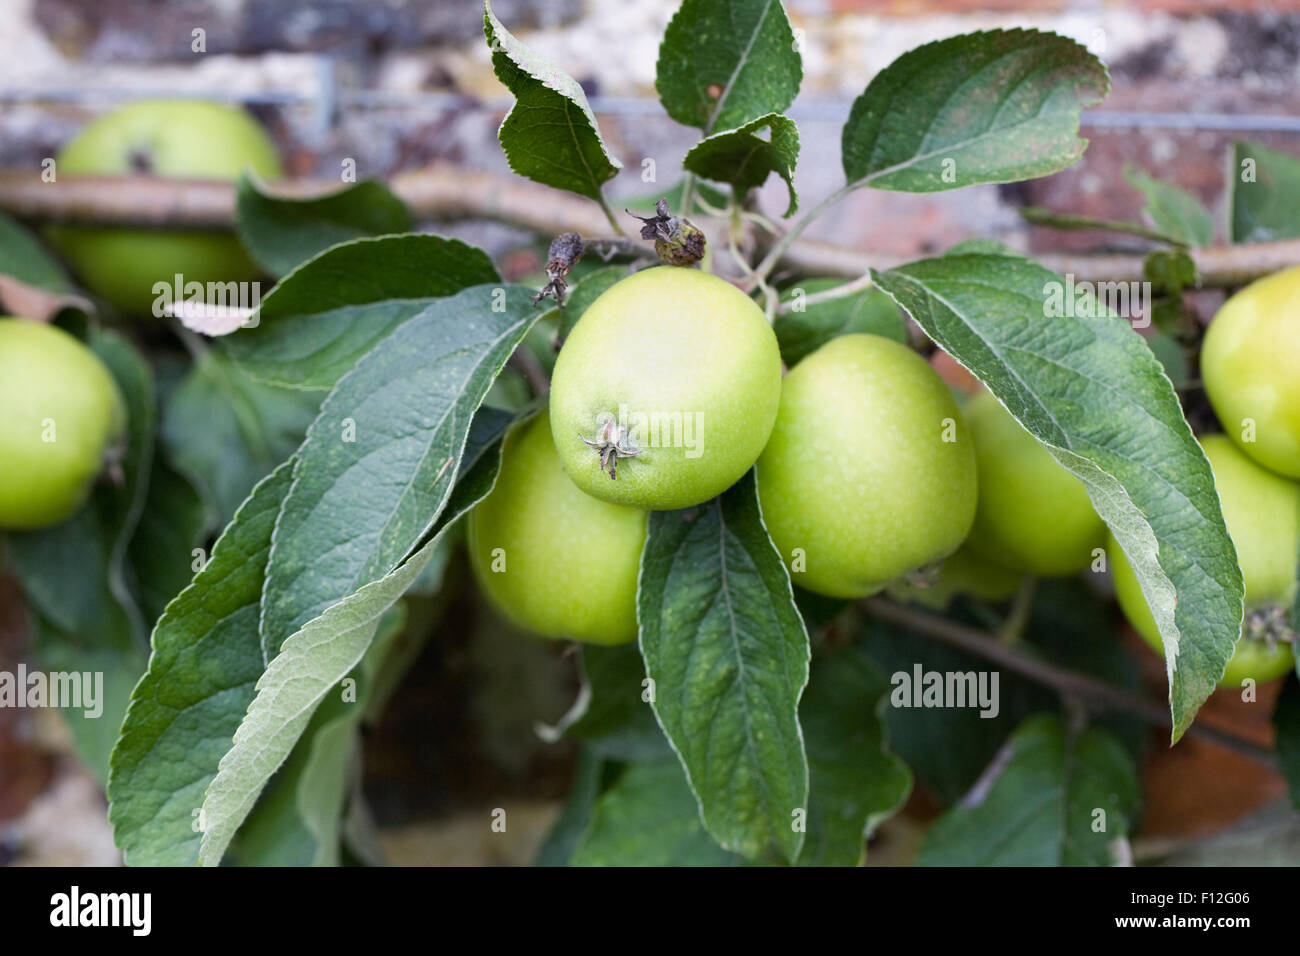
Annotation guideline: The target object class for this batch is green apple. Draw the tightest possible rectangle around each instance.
[757,334,978,598]
[1202,264,1300,478]
[963,389,1105,576]
[548,266,782,510]
[0,318,126,529]
[468,410,648,645]
[46,99,282,316]
[1109,434,1298,687]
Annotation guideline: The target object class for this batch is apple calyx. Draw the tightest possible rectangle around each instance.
[581,415,640,480]
[126,146,155,174]
[1244,603,1296,649]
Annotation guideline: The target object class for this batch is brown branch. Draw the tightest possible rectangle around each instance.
[3,165,1300,286]
[861,596,1277,767]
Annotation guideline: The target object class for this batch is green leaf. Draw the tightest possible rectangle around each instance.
[571,761,740,866]
[235,174,413,278]
[842,29,1107,193]
[775,278,907,366]
[532,749,605,866]
[858,610,1047,803]
[227,603,407,866]
[919,715,1140,866]
[1142,249,1197,294]
[0,211,75,292]
[682,113,800,216]
[871,249,1243,741]
[162,348,321,529]
[796,649,911,866]
[1276,674,1300,812]
[1229,140,1300,243]
[1026,578,1148,760]
[128,462,207,627]
[226,234,499,389]
[656,0,802,134]
[1124,165,1214,247]
[196,428,506,866]
[483,0,621,200]
[638,470,810,863]
[21,611,144,785]
[1143,329,1190,391]
[569,643,671,761]
[87,329,158,644]
[260,285,547,654]
[108,462,294,865]
[1019,206,1176,244]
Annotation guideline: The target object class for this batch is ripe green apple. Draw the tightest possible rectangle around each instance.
[468,410,648,645]
[756,334,978,598]
[963,389,1105,576]
[0,318,126,529]
[1202,264,1300,478]
[548,266,782,510]
[46,99,283,316]
[1109,434,1298,687]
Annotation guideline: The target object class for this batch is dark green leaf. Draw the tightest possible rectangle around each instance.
[919,715,1140,866]
[197,425,508,865]
[533,749,606,866]
[858,609,1049,803]
[1143,329,1190,391]
[682,113,799,216]
[1229,140,1300,243]
[0,211,75,292]
[162,348,321,529]
[775,278,906,366]
[796,649,911,866]
[20,610,144,785]
[108,462,294,865]
[1125,165,1214,247]
[235,174,413,278]
[1025,578,1148,760]
[842,29,1107,192]
[656,0,802,134]
[226,234,499,389]
[1276,674,1300,812]
[569,643,671,761]
[638,470,810,863]
[484,0,621,199]
[1142,249,1197,294]
[872,248,1243,741]
[259,285,547,655]
[571,761,740,866]
[127,462,207,627]
[1019,206,1175,244]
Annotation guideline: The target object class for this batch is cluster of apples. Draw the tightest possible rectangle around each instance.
[471,266,979,642]
[471,262,1300,693]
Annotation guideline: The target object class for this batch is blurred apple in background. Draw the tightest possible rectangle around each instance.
[45,99,282,316]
